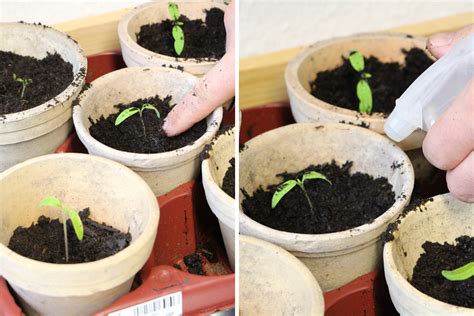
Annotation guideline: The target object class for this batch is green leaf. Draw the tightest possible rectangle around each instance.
[39,196,63,208]
[115,107,140,126]
[142,103,160,118]
[349,51,365,72]
[65,207,84,241]
[357,80,373,113]
[271,180,298,209]
[302,171,331,185]
[172,26,185,56]
[168,2,180,21]
[362,72,372,79]
[442,262,474,281]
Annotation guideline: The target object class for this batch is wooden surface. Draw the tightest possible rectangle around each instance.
[240,11,474,109]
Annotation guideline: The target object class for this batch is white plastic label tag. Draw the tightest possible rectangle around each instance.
[108,291,183,316]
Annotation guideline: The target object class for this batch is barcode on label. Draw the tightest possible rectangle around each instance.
[108,291,183,316]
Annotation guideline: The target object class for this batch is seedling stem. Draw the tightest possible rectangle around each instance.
[13,73,32,99]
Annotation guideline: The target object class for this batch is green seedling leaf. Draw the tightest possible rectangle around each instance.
[349,51,365,72]
[39,196,63,208]
[168,2,180,21]
[357,80,373,113]
[271,180,297,209]
[13,73,33,98]
[115,107,140,126]
[362,72,372,79]
[142,103,160,118]
[302,171,332,185]
[65,207,84,241]
[442,262,474,281]
[172,25,185,56]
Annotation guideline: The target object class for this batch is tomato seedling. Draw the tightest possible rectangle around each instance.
[441,261,474,281]
[39,197,84,262]
[168,2,185,56]
[115,103,160,137]
[271,171,331,214]
[13,73,33,99]
[349,51,373,114]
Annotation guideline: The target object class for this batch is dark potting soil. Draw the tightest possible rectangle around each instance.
[310,48,433,115]
[411,236,474,308]
[8,208,131,264]
[88,95,207,154]
[136,8,226,60]
[242,161,396,234]
[183,253,205,275]
[0,51,74,115]
[222,157,235,198]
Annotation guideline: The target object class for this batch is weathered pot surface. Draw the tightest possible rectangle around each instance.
[73,67,223,196]
[240,123,414,290]
[0,153,160,316]
[0,22,87,171]
[240,235,325,315]
[384,193,474,316]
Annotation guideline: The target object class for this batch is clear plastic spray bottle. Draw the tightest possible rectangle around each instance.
[385,33,474,142]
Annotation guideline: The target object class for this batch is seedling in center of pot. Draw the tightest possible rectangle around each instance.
[168,2,185,56]
[12,73,33,99]
[441,261,474,281]
[271,171,331,214]
[349,51,373,114]
[115,103,160,137]
[39,197,84,262]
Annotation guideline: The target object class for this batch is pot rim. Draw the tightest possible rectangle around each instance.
[0,22,87,124]
[383,194,473,313]
[240,235,325,314]
[117,1,227,67]
[201,127,235,226]
[72,67,223,166]
[0,153,160,293]
[239,123,414,253]
[285,32,429,125]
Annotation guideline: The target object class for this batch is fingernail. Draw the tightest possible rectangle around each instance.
[429,32,454,48]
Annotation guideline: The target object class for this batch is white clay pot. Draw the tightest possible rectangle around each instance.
[73,67,223,196]
[202,127,235,271]
[239,123,414,291]
[285,32,432,152]
[118,1,227,76]
[0,22,87,171]
[0,153,160,316]
[384,193,474,316]
[240,235,325,315]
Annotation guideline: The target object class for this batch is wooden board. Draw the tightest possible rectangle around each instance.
[240,12,474,109]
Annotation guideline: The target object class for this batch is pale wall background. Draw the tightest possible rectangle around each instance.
[0,0,472,57]
[240,0,473,57]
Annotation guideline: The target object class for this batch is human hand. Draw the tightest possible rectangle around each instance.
[163,0,235,137]
[423,25,474,202]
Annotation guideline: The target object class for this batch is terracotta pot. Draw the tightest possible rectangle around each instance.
[73,67,223,196]
[202,127,235,271]
[384,193,473,316]
[0,153,159,316]
[239,123,414,291]
[285,32,432,152]
[0,22,87,171]
[240,235,324,315]
[118,1,227,75]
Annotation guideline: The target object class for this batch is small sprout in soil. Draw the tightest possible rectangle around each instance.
[39,197,84,262]
[271,171,331,214]
[12,73,33,99]
[168,2,185,56]
[349,51,373,114]
[441,261,474,281]
[115,103,160,137]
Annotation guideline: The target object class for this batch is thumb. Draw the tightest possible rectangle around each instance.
[427,24,474,59]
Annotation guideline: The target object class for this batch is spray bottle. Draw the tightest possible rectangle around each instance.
[384,33,474,142]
